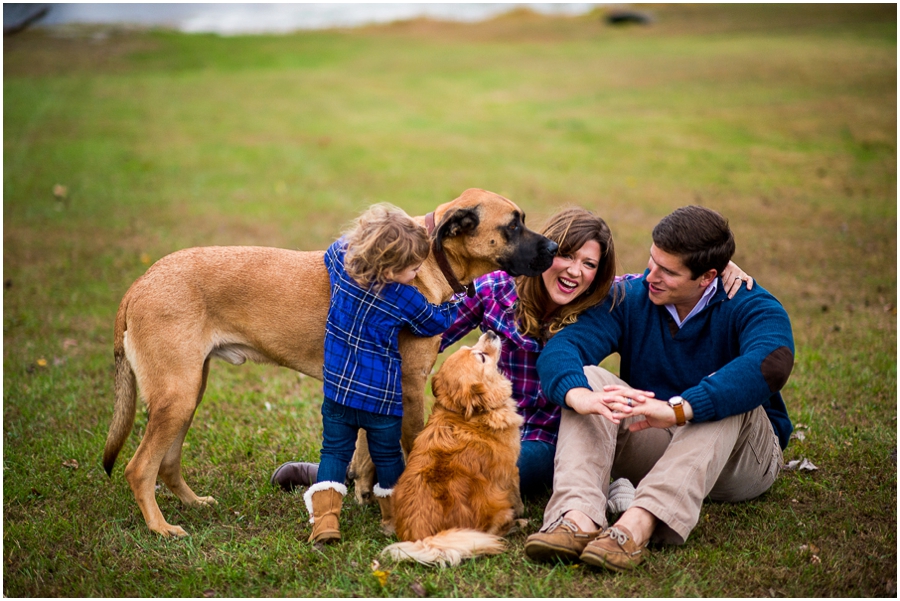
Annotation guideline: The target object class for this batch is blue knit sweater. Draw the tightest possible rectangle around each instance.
[537,272,795,449]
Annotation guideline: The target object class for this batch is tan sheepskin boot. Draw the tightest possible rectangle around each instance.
[303,481,347,544]
[373,484,395,535]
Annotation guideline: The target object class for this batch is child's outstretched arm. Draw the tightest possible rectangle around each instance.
[397,287,462,338]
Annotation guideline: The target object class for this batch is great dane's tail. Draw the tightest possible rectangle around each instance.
[103,296,137,476]
[382,528,506,566]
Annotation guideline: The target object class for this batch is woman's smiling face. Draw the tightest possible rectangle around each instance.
[541,239,601,312]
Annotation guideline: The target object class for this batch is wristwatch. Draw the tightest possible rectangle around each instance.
[668,396,687,426]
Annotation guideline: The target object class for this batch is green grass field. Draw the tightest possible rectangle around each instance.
[3,4,896,597]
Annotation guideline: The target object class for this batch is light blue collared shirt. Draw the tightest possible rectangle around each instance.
[665,278,719,328]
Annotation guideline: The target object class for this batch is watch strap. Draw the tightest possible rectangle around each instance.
[671,402,686,426]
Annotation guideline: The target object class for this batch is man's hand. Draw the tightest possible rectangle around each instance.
[565,385,655,424]
[628,397,695,431]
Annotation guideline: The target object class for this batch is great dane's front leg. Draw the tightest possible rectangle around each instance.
[398,333,441,454]
[348,431,376,504]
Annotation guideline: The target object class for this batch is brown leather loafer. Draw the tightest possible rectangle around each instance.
[524,519,601,563]
[270,461,319,491]
[579,525,650,571]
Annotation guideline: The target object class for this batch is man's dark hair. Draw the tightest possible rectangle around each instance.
[652,205,735,279]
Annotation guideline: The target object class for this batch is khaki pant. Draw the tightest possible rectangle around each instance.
[542,366,783,545]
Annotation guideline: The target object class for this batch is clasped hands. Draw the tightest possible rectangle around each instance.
[564,384,692,430]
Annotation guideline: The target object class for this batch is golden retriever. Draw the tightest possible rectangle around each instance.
[383,331,524,566]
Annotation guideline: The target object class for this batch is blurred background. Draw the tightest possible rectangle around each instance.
[6,3,599,34]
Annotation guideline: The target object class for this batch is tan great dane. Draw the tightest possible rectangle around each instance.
[103,188,558,537]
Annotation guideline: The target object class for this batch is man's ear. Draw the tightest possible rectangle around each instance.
[699,269,718,288]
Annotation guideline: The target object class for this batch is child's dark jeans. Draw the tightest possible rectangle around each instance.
[316,397,404,489]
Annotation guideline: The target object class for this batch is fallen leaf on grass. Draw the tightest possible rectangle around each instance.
[62,338,78,351]
[410,582,427,597]
[53,184,68,199]
[373,570,390,587]
[799,543,820,554]
[790,430,806,442]
[36,358,48,368]
[783,458,818,471]
[371,559,390,587]
[62,459,79,470]
[140,253,152,265]
[202,589,215,598]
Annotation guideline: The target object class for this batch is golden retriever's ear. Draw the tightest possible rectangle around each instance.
[431,368,469,414]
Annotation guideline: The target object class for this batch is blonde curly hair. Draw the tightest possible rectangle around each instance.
[342,203,430,293]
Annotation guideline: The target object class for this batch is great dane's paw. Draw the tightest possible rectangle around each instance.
[193,496,218,507]
[354,487,374,505]
[505,519,529,536]
[153,523,190,538]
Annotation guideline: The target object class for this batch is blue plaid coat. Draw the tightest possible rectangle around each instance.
[322,239,460,416]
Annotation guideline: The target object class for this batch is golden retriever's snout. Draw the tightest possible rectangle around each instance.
[472,331,501,359]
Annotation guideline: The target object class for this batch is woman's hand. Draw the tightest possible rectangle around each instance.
[721,260,754,299]
[565,385,655,424]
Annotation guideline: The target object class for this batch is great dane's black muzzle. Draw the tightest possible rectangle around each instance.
[501,234,558,278]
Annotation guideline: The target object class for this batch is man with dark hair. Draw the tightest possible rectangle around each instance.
[524,205,794,572]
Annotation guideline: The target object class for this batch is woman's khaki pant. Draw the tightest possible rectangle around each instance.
[541,366,783,544]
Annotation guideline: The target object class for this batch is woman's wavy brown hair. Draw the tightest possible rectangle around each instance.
[342,203,430,294]
[515,207,619,341]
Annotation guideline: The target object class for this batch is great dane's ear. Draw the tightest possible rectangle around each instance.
[434,208,480,251]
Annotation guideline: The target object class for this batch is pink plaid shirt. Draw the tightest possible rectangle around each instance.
[440,270,638,445]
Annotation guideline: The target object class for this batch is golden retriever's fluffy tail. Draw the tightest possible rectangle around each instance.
[382,529,506,566]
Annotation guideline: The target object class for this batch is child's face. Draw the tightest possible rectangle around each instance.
[391,262,423,285]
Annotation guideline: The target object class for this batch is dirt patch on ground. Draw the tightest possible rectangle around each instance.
[4,26,161,78]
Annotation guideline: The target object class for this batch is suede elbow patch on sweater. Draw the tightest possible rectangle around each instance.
[761,346,794,392]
